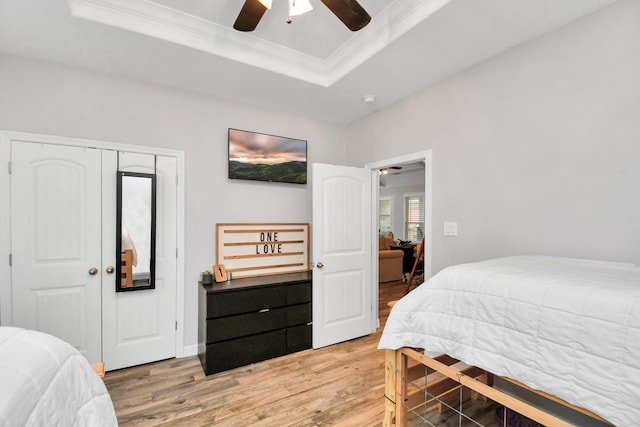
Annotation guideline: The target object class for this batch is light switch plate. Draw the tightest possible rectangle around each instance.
[444,222,458,236]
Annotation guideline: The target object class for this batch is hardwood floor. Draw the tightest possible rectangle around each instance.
[104,281,408,426]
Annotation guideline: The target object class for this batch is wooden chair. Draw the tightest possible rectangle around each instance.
[405,237,424,294]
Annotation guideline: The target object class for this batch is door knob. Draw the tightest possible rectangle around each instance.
[105,266,115,274]
[88,267,98,275]
[316,262,324,269]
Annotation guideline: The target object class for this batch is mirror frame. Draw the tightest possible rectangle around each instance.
[116,171,157,292]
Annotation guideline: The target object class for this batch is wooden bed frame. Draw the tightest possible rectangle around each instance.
[383,347,612,427]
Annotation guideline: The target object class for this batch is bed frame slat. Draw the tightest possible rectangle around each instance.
[383,348,608,427]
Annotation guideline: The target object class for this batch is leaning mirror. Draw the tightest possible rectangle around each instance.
[116,171,156,292]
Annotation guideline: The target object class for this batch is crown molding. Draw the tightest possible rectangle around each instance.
[69,0,451,87]
[327,0,451,82]
[69,0,331,85]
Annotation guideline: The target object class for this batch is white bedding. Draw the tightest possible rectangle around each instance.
[0,327,117,427]
[379,256,640,426]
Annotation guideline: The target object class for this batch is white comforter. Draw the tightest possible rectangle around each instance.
[0,327,117,427]
[379,256,640,426]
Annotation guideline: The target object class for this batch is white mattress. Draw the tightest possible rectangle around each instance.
[0,327,117,427]
[379,256,640,426]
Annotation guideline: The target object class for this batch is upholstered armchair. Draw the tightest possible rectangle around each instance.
[378,235,403,283]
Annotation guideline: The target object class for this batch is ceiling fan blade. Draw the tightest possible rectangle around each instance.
[320,0,371,31]
[233,0,268,32]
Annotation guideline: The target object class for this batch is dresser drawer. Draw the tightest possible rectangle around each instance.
[287,303,311,327]
[204,329,287,374]
[287,281,311,305]
[207,285,287,318]
[207,307,287,343]
[198,272,312,376]
[287,324,312,353]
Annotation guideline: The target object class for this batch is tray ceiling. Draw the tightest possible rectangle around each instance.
[0,0,620,123]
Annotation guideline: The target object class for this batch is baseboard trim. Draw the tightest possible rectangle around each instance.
[182,344,198,357]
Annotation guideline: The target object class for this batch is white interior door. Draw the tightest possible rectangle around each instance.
[10,141,102,362]
[312,163,374,348]
[101,151,177,370]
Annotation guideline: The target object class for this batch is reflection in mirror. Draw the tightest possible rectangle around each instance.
[116,171,156,292]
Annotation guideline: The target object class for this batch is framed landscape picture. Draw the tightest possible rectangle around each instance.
[228,128,307,184]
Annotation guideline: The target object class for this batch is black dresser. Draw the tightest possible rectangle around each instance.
[198,271,312,375]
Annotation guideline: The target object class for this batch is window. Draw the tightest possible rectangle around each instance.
[379,198,392,234]
[405,195,424,242]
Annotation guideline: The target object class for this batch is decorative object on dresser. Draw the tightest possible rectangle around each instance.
[216,223,310,278]
[201,270,213,285]
[213,264,227,282]
[198,271,312,375]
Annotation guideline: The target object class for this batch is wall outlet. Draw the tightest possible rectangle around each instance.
[444,222,458,237]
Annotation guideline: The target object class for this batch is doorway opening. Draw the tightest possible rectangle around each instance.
[366,150,432,325]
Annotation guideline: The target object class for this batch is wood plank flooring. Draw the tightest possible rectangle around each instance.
[104,281,403,426]
[104,281,495,426]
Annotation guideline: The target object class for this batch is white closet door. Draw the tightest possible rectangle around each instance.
[102,152,177,370]
[11,141,102,362]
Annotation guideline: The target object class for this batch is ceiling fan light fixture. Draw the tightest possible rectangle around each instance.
[289,0,313,17]
[257,0,272,9]
[287,0,313,22]
[235,0,369,32]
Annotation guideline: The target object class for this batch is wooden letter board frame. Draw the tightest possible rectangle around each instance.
[216,223,310,279]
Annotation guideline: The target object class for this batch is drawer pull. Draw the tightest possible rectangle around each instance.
[259,308,270,314]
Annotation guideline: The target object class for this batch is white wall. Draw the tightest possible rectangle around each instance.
[2,0,639,351]
[347,0,640,273]
[0,54,347,349]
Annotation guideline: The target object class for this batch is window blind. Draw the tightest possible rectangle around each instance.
[379,198,391,231]
[405,195,424,242]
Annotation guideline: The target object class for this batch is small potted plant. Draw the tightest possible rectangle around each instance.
[201,270,213,284]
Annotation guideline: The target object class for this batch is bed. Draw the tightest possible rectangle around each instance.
[0,327,117,426]
[379,256,640,426]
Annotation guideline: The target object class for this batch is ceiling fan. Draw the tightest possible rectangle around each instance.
[234,0,371,32]
[379,166,402,175]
